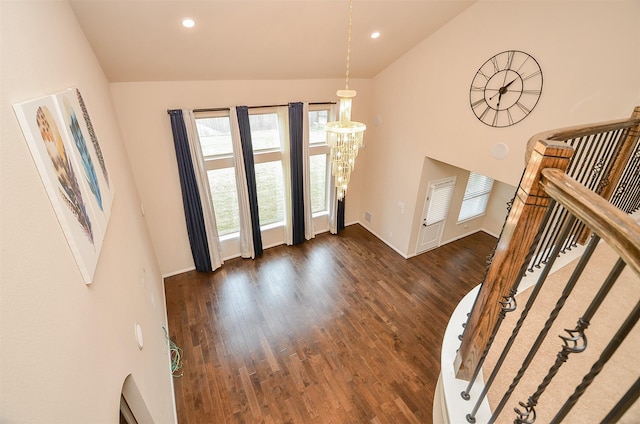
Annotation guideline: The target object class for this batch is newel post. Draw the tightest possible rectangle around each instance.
[454,139,574,380]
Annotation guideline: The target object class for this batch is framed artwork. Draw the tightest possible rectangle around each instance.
[13,88,113,284]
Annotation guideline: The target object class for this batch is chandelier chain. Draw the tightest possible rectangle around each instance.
[345,0,353,89]
[326,0,365,201]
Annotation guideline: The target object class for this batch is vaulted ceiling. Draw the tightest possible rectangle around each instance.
[69,0,476,82]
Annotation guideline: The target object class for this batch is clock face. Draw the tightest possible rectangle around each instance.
[470,50,543,127]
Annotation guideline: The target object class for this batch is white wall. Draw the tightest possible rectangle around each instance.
[110,79,372,276]
[482,179,517,238]
[361,0,640,257]
[404,157,515,257]
[0,2,176,423]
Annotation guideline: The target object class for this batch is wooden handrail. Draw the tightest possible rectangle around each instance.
[526,108,640,247]
[540,168,640,276]
[525,107,640,163]
[456,107,640,381]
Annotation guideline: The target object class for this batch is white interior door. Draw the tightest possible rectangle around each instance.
[416,177,456,253]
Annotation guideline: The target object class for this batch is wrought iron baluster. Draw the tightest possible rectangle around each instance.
[595,129,625,195]
[460,194,515,342]
[487,232,601,424]
[585,132,606,185]
[627,161,640,212]
[587,132,609,191]
[613,145,640,212]
[461,289,517,403]
[513,258,627,424]
[565,137,585,178]
[532,204,565,270]
[460,196,544,408]
[551,298,640,423]
[575,135,598,185]
[528,128,637,273]
[621,145,640,203]
[599,377,640,424]
[560,211,577,254]
[464,216,581,424]
[567,136,590,184]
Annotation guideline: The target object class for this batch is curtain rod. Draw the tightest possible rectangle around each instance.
[168,101,336,114]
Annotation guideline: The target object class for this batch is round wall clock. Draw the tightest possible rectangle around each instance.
[469,50,543,128]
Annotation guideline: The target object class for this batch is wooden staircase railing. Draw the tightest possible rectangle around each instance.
[452,108,640,423]
[524,108,640,272]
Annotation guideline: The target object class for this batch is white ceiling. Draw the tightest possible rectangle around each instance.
[69,0,476,82]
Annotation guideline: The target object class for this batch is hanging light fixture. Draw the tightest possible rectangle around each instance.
[326,0,366,200]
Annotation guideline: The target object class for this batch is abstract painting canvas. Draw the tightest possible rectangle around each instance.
[13,90,113,284]
[53,88,114,251]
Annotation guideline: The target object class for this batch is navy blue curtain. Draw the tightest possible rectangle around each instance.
[236,106,263,257]
[168,109,212,271]
[337,197,345,232]
[289,102,305,245]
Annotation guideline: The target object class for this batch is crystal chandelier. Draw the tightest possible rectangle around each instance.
[326,0,366,200]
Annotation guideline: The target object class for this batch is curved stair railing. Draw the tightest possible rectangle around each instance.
[444,107,640,423]
[524,108,640,273]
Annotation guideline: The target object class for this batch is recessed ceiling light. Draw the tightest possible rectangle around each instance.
[182,18,195,28]
[370,31,381,39]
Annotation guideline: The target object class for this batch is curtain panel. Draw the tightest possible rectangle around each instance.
[168,109,213,271]
[289,102,305,245]
[183,110,224,271]
[229,107,255,259]
[170,103,344,270]
[301,103,315,240]
[236,106,263,257]
[279,109,293,246]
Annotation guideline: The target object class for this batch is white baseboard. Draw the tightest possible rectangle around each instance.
[440,228,497,248]
[162,266,195,279]
[481,227,500,238]
[356,221,409,259]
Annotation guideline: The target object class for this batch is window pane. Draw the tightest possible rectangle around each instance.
[207,168,240,236]
[196,117,233,157]
[458,194,490,222]
[463,173,494,200]
[255,161,284,226]
[458,172,494,222]
[426,182,455,225]
[249,113,281,151]
[309,109,329,144]
[310,154,327,213]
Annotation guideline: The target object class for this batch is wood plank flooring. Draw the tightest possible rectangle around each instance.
[164,224,497,423]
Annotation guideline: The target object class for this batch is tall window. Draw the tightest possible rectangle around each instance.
[458,172,494,222]
[308,106,331,214]
[194,104,333,240]
[196,114,238,236]
[248,110,285,227]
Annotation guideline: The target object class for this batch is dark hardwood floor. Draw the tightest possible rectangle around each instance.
[164,224,497,423]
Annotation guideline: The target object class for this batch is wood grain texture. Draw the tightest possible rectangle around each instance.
[165,224,497,423]
[455,140,574,380]
[541,168,640,276]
